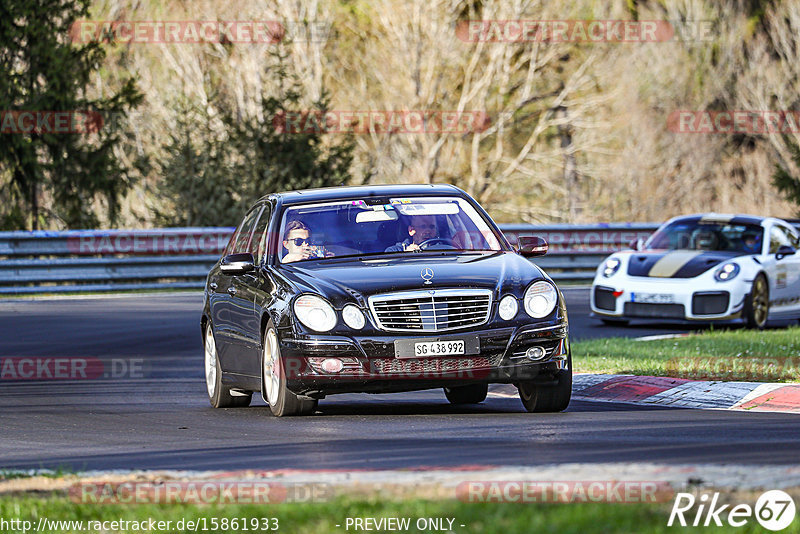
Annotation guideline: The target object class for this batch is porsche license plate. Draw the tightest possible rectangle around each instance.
[631,292,674,304]
[414,340,465,357]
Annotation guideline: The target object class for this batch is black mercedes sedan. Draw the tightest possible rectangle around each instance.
[201,184,571,416]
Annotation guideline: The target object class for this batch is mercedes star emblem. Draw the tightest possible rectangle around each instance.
[421,267,434,285]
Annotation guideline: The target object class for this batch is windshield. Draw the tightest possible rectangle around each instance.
[278,196,503,263]
[647,220,764,254]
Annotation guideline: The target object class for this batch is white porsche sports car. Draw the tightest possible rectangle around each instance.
[591,214,800,328]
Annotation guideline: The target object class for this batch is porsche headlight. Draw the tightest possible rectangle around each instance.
[342,304,366,330]
[602,258,621,278]
[524,281,558,318]
[293,294,337,332]
[714,262,740,282]
[498,295,519,321]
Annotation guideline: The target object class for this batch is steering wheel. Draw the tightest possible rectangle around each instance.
[417,237,456,250]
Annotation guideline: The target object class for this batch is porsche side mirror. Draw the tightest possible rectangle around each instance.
[776,245,797,261]
[220,252,255,274]
[629,238,645,251]
[518,236,548,257]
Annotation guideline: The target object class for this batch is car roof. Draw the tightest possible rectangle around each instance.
[666,213,772,227]
[260,184,464,206]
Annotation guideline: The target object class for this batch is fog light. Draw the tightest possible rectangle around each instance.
[321,358,344,373]
[525,346,546,360]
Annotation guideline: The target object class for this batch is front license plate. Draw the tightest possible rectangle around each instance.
[394,336,480,359]
[414,340,465,357]
[631,292,675,304]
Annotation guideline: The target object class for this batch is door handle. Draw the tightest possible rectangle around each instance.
[227,287,237,296]
[209,282,218,291]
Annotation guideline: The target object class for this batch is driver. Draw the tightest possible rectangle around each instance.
[693,229,718,251]
[385,215,438,252]
[742,231,762,254]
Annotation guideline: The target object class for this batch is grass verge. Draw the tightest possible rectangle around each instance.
[573,327,800,382]
[2,494,796,534]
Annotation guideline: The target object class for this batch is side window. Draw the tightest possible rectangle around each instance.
[223,223,244,257]
[779,225,799,249]
[232,206,264,254]
[223,230,237,257]
[250,204,273,265]
[769,226,791,254]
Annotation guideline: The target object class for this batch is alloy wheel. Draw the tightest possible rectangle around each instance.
[204,325,217,398]
[263,328,280,406]
[752,276,769,327]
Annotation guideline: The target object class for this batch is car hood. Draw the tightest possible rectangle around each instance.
[276,252,546,307]
[625,249,742,278]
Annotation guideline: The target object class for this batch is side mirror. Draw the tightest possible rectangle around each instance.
[776,245,797,261]
[220,252,255,274]
[629,238,645,251]
[518,236,548,257]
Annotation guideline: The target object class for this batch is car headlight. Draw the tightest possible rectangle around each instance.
[293,294,337,332]
[342,304,366,330]
[524,281,558,318]
[714,262,740,282]
[602,258,621,278]
[498,295,519,321]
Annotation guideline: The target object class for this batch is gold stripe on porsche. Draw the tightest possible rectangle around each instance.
[648,251,703,278]
[699,214,734,223]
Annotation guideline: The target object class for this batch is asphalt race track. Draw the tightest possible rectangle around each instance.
[1,289,799,471]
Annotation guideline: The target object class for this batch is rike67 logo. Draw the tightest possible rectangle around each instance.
[669,490,796,530]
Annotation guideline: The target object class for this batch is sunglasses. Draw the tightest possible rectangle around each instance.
[287,237,311,246]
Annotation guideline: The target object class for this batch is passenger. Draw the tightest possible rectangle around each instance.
[282,220,314,263]
[385,215,439,252]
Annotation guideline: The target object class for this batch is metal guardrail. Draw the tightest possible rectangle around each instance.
[0,224,656,294]
[502,223,657,282]
[0,228,234,294]
[3,221,796,294]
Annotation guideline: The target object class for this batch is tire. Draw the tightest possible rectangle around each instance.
[204,323,252,408]
[517,354,572,413]
[444,383,488,404]
[261,322,318,417]
[744,274,769,330]
[601,318,629,326]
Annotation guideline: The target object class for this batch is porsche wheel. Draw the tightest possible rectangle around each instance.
[205,323,252,408]
[261,323,317,417]
[744,274,769,330]
[518,354,572,413]
[444,383,488,405]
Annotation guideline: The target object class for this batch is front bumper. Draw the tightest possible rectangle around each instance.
[590,275,749,322]
[279,323,569,396]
